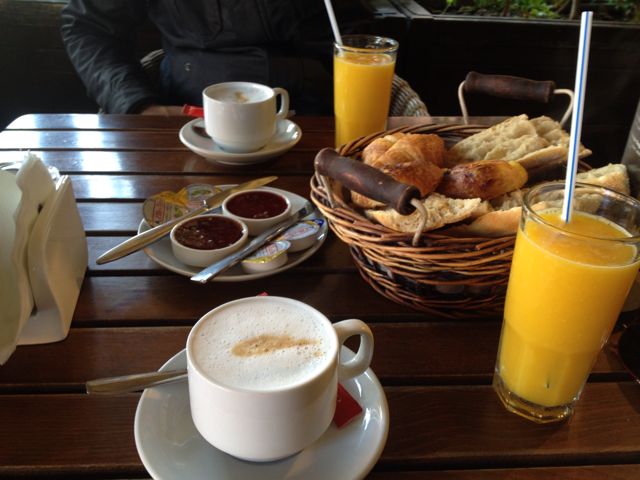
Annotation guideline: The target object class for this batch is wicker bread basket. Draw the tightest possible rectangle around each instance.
[311,122,520,320]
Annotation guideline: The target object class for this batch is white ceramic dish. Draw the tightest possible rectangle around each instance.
[170,214,248,267]
[179,118,302,165]
[134,347,389,480]
[139,187,328,282]
[222,188,292,236]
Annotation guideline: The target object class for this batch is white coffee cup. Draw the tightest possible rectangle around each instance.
[186,296,374,462]
[202,82,289,153]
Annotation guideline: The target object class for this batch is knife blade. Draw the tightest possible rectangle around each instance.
[190,201,316,284]
[96,176,278,265]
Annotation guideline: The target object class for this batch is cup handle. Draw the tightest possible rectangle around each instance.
[333,319,374,381]
[273,87,290,120]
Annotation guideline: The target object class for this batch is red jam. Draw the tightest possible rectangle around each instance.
[175,216,243,250]
[226,191,288,219]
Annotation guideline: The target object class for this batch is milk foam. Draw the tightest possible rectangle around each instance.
[191,301,332,390]
[213,85,269,104]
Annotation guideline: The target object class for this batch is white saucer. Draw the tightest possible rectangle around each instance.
[134,347,389,480]
[179,118,302,165]
[138,187,328,282]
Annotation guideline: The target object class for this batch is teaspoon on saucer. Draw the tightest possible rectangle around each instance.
[86,369,187,395]
[192,125,211,139]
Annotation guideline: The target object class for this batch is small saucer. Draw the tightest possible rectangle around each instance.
[134,347,389,480]
[179,118,302,166]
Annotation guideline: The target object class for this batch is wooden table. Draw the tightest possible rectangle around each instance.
[0,114,639,479]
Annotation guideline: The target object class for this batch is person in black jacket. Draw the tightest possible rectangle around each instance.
[61,0,373,116]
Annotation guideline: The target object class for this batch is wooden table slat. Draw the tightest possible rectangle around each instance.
[0,326,628,388]
[1,384,638,474]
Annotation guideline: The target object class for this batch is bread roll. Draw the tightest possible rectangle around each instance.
[436,160,528,200]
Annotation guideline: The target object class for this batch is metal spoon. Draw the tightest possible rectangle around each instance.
[86,369,187,395]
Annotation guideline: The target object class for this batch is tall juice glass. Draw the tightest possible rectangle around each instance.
[333,35,398,147]
[493,182,640,423]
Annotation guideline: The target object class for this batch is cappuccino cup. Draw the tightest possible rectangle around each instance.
[202,82,289,153]
[186,296,374,461]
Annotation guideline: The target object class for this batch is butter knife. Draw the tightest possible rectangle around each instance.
[190,201,316,283]
[96,176,278,265]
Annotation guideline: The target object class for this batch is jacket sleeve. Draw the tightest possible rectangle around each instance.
[61,0,159,113]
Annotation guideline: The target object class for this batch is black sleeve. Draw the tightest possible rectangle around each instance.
[61,0,159,113]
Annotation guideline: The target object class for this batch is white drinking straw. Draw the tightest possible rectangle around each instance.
[561,11,593,223]
[324,0,343,45]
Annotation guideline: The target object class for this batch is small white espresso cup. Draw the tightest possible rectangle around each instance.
[202,82,289,153]
[186,296,374,462]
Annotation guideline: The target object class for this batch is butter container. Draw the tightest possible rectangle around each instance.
[143,184,219,226]
[241,240,291,274]
[277,219,323,252]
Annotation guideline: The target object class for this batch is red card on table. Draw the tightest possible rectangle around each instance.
[182,104,204,118]
[333,383,363,428]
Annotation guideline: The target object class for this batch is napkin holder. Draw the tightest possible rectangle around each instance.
[0,155,87,364]
[18,175,88,345]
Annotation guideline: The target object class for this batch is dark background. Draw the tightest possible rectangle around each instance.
[1,0,638,165]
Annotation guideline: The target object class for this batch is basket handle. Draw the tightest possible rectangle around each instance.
[463,71,556,103]
[315,148,420,215]
[459,71,574,127]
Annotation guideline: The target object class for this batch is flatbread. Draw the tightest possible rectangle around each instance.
[445,114,592,169]
[575,163,630,196]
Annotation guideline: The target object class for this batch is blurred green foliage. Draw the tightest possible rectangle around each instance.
[439,0,639,21]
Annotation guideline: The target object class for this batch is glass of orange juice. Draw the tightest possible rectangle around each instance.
[493,181,640,423]
[333,35,398,148]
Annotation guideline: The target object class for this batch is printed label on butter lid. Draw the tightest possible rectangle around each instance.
[241,240,290,274]
[243,240,291,265]
[143,184,220,226]
[277,219,324,252]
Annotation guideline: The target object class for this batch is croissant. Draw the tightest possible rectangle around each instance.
[363,133,446,168]
[436,160,528,201]
[352,134,446,209]
[361,134,402,164]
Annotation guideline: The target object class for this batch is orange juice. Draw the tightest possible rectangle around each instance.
[333,38,397,147]
[496,209,640,413]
